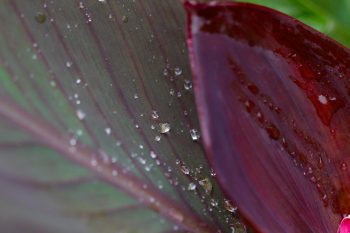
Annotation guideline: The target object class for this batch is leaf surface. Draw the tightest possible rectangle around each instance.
[186,1,350,232]
[0,1,244,232]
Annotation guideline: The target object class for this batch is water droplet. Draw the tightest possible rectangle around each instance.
[76,109,86,120]
[112,170,118,176]
[69,137,77,146]
[150,151,157,159]
[35,12,46,24]
[188,182,197,191]
[184,80,192,90]
[198,177,212,193]
[159,123,171,134]
[122,15,128,23]
[180,164,190,175]
[151,110,159,120]
[91,159,98,166]
[105,127,111,135]
[318,95,328,105]
[76,79,81,84]
[133,93,139,99]
[210,199,218,207]
[190,129,200,141]
[247,84,259,94]
[174,67,182,76]
[155,135,161,142]
[224,199,237,213]
[210,168,216,177]
[265,124,280,140]
[341,162,348,171]
[66,61,73,68]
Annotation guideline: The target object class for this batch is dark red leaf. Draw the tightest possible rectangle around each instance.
[185,1,350,232]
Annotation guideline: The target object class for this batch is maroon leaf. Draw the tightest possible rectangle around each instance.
[185,1,350,232]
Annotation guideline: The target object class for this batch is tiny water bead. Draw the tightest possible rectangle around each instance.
[66,61,73,68]
[224,199,237,213]
[105,127,111,135]
[184,80,193,90]
[190,129,200,141]
[35,12,46,24]
[122,15,128,23]
[174,67,183,76]
[159,123,171,134]
[198,177,212,194]
[151,110,159,120]
[76,109,86,120]
[180,164,190,175]
[188,182,197,191]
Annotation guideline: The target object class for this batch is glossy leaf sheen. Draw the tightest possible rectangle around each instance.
[0,1,243,232]
[186,1,350,232]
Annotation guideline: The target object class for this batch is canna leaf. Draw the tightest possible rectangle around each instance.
[186,1,350,232]
[0,1,244,232]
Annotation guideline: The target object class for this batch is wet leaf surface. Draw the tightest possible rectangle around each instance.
[0,1,245,232]
[186,1,350,232]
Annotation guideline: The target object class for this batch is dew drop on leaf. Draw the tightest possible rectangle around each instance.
[190,128,200,141]
[151,110,159,120]
[188,182,197,191]
[122,15,128,23]
[210,199,218,207]
[35,12,46,24]
[150,151,157,159]
[180,164,190,175]
[184,80,192,90]
[105,127,111,135]
[224,199,237,213]
[174,67,182,76]
[159,123,171,134]
[154,135,161,142]
[66,61,73,68]
[76,109,86,120]
[198,177,212,194]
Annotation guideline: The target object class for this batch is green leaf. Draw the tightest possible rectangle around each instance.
[0,1,245,233]
[240,0,350,47]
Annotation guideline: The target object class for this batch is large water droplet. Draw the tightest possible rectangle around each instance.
[159,123,171,134]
